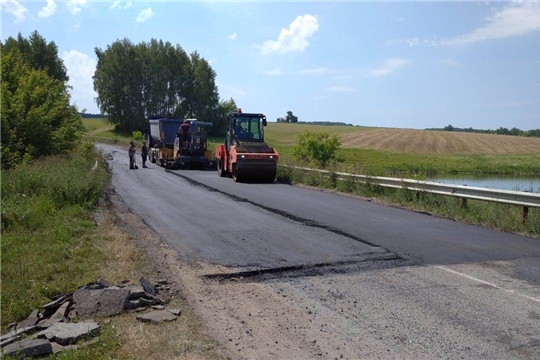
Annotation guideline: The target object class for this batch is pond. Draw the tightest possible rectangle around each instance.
[428,174,540,192]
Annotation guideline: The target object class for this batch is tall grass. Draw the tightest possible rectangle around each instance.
[275,145,540,176]
[277,166,540,238]
[1,142,110,328]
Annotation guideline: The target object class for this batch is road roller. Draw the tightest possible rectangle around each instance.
[214,109,279,182]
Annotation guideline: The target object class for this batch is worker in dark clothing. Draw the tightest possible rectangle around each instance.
[180,120,191,148]
[141,141,148,168]
[129,141,137,169]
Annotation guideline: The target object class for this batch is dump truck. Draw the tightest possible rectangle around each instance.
[214,109,279,182]
[147,117,214,169]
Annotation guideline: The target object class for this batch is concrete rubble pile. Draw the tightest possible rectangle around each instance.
[1,277,181,359]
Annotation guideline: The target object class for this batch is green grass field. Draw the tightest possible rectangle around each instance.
[82,118,110,132]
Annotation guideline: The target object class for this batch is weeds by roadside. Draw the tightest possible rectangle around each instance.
[1,143,110,328]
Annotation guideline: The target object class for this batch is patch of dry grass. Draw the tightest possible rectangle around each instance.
[340,128,540,155]
[110,301,219,360]
[91,205,221,360]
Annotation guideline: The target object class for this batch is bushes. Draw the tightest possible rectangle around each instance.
[292,130,341,168]
[1,49,82,170]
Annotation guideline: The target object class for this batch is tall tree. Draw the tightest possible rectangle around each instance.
[2,31,68,83]
[1,51,81,169]
[93,39,221,132]
[286,111,298,123]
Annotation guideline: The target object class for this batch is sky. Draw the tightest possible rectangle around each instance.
[2,1,540,130]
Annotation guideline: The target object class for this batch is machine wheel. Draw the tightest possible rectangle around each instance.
[217,159,226,177]
[232,164,242,182]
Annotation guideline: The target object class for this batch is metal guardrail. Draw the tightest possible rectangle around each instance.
[285,165,540,221]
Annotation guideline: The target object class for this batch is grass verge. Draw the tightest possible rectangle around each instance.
[277,166,540,239]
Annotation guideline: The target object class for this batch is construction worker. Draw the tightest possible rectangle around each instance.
[129,141,137,169]
[180,120,191,148]
[141,141,148,168]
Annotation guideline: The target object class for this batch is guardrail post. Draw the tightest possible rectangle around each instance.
[522,206,529,224]
[461,198,468,209]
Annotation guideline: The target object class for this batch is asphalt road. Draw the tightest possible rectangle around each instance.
[158,158,539,266]
[100,143,540,358]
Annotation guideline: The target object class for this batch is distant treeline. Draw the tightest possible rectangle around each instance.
[81,113,103,118]
[426,125,540,138]
[292,121,357,126]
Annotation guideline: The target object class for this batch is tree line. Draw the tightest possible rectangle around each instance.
[1,31,81,169]
[93,38,236,134]
[427,125,540,138]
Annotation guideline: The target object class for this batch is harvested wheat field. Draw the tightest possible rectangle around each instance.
[340,129,540,155]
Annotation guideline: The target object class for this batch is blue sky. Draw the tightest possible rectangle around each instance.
[2,1,539,130]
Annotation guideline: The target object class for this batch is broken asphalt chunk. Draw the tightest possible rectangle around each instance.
[0,326,39,347]
[16,309,40,329]
[136,310,178,324]
[126,286,145,299]
[42,294,71,317]
[73,287,130,318]
[167,309,181,316]
[2,338,53,359]
[36,321,100,346]
[39,302,71,328]
[139,277,156,296]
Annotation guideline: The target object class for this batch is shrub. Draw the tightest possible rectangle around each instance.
[292,130,341,168]
[132,130,143,142]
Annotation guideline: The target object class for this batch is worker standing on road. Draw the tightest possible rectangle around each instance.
[129,141,137,170]
[141,141,148,168]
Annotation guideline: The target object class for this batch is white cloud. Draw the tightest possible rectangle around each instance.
[327,86,356,93]
[441,2,540,46]
[1,0,28,23]
[110,1,133,11]
[70,21,81,32]
[208,58,217,65]
[263,68,283,76]
[439,59,459,66]
[386,37,436,47]
[391,2,540,47]
[62,50,98,109]
[109,0,120,10]
[298,67,327,75]
[314,95,328,100]
[218,83,247,96]
[228,32,237,39]
[367,58,411,77]
[259,14,319,54]
[38,0,57,19]
[136,8,153,23]
[66,0,87,15]
[331,75,353,80]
